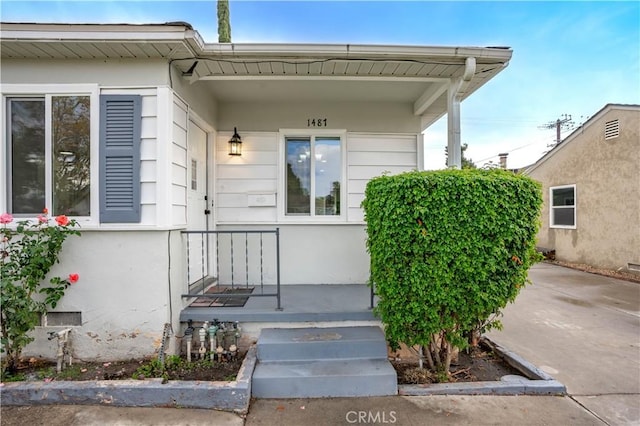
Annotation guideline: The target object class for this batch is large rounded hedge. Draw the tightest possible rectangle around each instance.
[362,168,542,372]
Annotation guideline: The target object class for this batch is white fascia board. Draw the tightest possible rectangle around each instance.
[347,44,512,60]
[0,24,190,42]
[199,42,512,62]
[1,23,512,63]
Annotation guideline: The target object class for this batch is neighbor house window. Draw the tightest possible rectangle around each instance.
[550,184,576,228]
[285,135,342,217]
[7,96,91,216]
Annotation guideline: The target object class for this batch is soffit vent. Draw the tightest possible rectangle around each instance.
[604,119,619,140]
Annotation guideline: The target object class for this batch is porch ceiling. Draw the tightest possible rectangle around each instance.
[202,79,434,103]
[1,22,512,128]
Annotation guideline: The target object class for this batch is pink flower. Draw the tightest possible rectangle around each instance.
[37,214,48,223]
[0,213,13,224]
[55,215,70,226]
[68,273,79,284]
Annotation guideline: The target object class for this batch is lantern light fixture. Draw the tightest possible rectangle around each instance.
[228,127,242,156]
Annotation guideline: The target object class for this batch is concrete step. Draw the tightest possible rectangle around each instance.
[257,326,388,362]
[252,326,397,398]
[251,359,398,398]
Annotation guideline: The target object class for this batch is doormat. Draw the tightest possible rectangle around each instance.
[190,286,254,308]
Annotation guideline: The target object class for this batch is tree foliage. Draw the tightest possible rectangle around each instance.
[362,169,542,377]
[217,0,231,43]
[445,143,476,169]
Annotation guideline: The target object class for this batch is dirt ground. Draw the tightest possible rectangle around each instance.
[548,260,640,283]
[2,353,245,383]
[4,343,516,386]
[392,342,521,384]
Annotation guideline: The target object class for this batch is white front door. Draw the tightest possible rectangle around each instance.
[186,118,211,284]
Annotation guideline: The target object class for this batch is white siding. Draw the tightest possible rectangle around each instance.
[216,132,279,223]
[347,133,418,222]
[100,88,159,225]
[171,96,189,225]
[215,131,418,224]
[1,59,169,87]
[218,101,420,134]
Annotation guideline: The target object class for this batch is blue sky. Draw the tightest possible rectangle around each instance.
[2,1,639,168]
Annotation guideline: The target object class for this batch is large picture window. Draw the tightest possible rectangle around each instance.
[7,96,91,216]
[285,135,341,217]
[550,184,576,228]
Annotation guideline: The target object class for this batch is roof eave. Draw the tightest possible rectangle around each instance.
[1,22,512,63]
[201,43,512,61]
[525,103,640,174]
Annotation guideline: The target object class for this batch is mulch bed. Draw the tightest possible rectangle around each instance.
[392,342,522,384]
[2,353,245,383]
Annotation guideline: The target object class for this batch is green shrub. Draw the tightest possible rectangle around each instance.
[1,212,80,374]
[362,169,542,376]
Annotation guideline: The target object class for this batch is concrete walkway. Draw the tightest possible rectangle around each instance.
[2,263,639,425]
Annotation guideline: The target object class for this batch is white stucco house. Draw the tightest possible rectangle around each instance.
[0,22,512,360]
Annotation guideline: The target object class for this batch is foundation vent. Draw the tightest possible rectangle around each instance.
[604,119,619,140]
[43,312,82,326]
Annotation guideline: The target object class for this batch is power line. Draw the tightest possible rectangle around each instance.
[538,114,574,147]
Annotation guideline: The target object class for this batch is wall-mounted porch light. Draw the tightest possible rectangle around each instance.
[228,127,242,156]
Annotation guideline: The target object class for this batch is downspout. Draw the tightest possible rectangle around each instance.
[447,57,476,169]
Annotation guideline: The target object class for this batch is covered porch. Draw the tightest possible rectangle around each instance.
[180,229,377,324]
[180,284,377,323]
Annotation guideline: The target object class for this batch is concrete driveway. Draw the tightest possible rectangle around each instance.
[487,262,640,425]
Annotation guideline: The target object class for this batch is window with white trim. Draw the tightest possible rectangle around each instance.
[284,135,342,218]
[550,184,576,228]
[6,95,91,216]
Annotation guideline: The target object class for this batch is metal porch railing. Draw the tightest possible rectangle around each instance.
[181,228,281,310]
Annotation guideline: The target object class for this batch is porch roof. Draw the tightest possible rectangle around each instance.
[0,22,512,131]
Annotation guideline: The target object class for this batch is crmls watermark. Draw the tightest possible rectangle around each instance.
[345,410,397,424]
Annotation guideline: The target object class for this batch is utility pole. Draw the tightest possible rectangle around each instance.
[539,114,573,147]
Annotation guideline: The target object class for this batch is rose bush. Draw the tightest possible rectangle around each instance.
[1,211,81,374]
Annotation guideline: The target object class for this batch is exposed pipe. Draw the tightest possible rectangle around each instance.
[199,321,208,360]
[184,319,194,363]
[208,319,219,361]
[48,328,72,373]
[182,319,242,362]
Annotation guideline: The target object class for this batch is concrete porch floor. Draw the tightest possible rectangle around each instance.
[179,284,378,323]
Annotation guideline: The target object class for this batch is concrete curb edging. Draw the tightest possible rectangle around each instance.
[0,345,257,413]
[398,337,566,396]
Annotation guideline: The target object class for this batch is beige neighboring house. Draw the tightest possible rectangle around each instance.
[526,104,640,273]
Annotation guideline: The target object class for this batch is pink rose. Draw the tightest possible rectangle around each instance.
[55,215,69,226]
[37,214,48,223]
[0,213,13,224]
[68,273,79,284]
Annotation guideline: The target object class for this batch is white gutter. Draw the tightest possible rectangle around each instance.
[446,57,477,169]
[200,42,512,62]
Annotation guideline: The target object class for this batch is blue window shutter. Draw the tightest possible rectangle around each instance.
[99,95,141,223]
